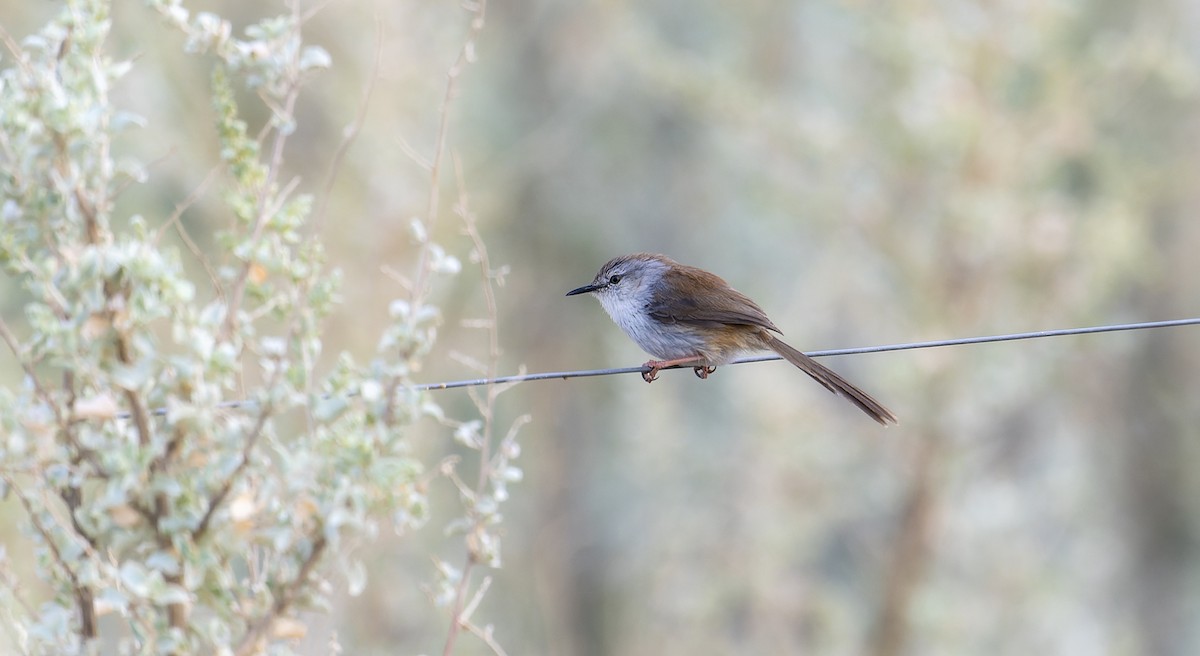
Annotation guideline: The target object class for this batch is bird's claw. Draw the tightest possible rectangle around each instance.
[641,360,712,382]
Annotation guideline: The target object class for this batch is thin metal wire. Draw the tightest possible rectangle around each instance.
[417,317,1200,390]
[118,317,1200,416]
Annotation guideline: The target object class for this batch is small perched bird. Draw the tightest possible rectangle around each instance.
[566,253,896,425]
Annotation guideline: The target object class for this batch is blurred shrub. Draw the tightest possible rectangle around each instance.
[0,1,515,654]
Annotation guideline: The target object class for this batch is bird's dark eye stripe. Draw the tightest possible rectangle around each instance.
[608,274,622,284]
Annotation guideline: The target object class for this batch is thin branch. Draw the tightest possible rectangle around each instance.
[221,52,304,341]
[441,49,507,656]
[2,474,96,640]
[869,434,940,656]
[0,318,60,419]
[462,620,509,656]
[312,12,383,234]
[299,0,341,23]
[234,534,329,656]
[153,164,225,298]
[193,398,275,541]
[410,0,488,310]
[0,22,33,77]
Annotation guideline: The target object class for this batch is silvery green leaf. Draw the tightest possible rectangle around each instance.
[453,420,482,448]
[96,587,129,617]
[413,305,440,325]
[421,399,444,421]
[388,299,410,319]
[299,46,332,72]
[161,4,188,27]
[119,561,151,597]
[110,360,152,390]
[146,551,180,575]
[499,465,523,483]
[345,559,366,597]
[152,584,190,606]
[313,396,347,422]
[409,218,428,243]
[443,517,471,536]
[360,379,383,402]
[259,336,286,356]
[108,59,134,79]
[112,111,146,132]
[433,254,461,275]
[475,495,498,517]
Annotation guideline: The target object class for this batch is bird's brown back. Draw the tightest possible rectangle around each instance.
[646,261,782,334]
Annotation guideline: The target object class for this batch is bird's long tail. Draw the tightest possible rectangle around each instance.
[764,334,897,426]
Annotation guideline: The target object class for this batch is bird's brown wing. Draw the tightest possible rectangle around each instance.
[646,263,782,333]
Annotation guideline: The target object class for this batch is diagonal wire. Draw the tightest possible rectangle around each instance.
[121,317,1199,416]
[415,317,1200,390]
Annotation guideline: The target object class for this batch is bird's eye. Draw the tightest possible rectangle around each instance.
[608,274,622,285]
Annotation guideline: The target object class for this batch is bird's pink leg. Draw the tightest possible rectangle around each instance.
[641,356,710,383]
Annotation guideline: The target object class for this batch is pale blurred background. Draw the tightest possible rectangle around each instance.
[4,1,1200,654]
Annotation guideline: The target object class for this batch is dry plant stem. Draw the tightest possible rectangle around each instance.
[0,142,104,645]
[0,23,32,76]
[442,554,478,656]
[154,164,225,298]
[299,0,340,24]
[869,436,941,656]
[435,13,501,652]
[234,534,329,656]
[147,424,190,634]
[0,318,60,421]
[312,14,382,233]
[456,154,501,491]
[0,561,38,656]
[221,69,302,339]
[2,474,97,640]
[0,552,36,619]
[410,0,487,310]
[388,0,486,425]
[51,88,128,641]
[193,398,275,542]
[442,151,507,656]
[57,114,155,449]
[199,234,319,645]
[454,576,510,656]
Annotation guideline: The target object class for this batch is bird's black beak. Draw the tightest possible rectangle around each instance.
[566,282,602,297]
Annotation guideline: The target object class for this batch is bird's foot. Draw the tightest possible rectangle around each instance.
[641,364,661,383]
[641,358,711,383]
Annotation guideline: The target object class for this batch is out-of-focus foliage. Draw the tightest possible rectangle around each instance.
[464,2,1200,655]
[2,0,1199,655]
[0,1,518,654]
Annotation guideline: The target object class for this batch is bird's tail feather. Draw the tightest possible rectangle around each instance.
[764,335,897,426]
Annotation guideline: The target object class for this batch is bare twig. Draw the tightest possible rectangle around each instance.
[441,62,518,656]
[869,436,941,656]
[312,12,383,233]
[193,397,275,541]
[0,319,59,417]
[221,6,305,341]
[2,474,97,640]
[0,22,33,77]
[234,535,329,656]
[154,164,225,298]
[410,0,488,311]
